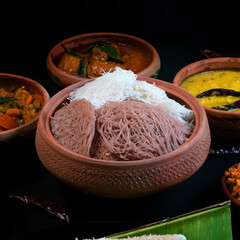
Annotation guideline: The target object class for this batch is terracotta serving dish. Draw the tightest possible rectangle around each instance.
[0,73,50,142]
[221,163,240,208]
[35,76,210,198]
[46,32,161,87]
[173,57,240,139]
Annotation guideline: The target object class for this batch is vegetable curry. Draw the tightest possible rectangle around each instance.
[224,163,240,201]
[57,40,152,78]
[0,86,43,132]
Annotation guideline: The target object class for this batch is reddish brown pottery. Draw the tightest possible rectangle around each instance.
[35,77,210,198]
[0,73,49,142]
[173,57,240,139]
[46,32,161,87]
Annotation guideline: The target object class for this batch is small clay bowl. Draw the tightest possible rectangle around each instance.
[173,57,240,139]
[0,73,50,142]
[35,76,210,198]
[221,163,240,208]
[46,32,161,87]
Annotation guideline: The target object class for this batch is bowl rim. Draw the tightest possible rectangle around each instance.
[221,162,240,208]
[46,32,160,82]
[37,76,209,167]
[173,57,240,116]
[0,73,50,136]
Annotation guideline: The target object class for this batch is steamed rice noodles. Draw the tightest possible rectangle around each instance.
[50,68,194,161]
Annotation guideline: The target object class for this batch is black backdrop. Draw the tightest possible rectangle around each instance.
[2,0,240,82]
[2,0,240,91]
[1,1,240,58]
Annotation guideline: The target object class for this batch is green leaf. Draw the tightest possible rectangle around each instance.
[77,58,85,78]
[0,97,19,104]
[98,44,124,63]
[83,61,89,78]
[108,201,233,240]
[61,44,82,58]
[82,40,124,64]
[77,58,89,78]
[81,40,110,53]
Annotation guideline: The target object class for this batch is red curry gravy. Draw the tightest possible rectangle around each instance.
[57,39,153,78]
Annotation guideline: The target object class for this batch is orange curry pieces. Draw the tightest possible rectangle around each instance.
[225,163,240,200]
[0,86,43,131]
[58,41,152,78]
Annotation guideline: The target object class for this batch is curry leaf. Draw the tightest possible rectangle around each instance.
[82,41,124,63]
[98,44,123,63]
[77,58,85,77]
[61,44,82,58]
[83,61,89,78]
[81,41,110,53]
[0,97,19,104]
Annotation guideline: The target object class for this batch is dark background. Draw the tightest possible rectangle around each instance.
[2,1,240,239]
[2,0,240,94]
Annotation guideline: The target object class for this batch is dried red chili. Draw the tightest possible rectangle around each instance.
[200,49,223,58]
[213,100,240,111]
[196,88,240,98]
[9,194,70,224]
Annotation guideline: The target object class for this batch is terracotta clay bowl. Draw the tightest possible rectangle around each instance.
[221,163,240,208]
[46,32,161,87]
[35,76,210,198]
[0,73,50,142]
[173,57,240,139]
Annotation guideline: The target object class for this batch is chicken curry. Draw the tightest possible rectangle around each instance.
[57,40,152,78]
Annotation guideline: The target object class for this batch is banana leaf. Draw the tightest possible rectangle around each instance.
[108,201,232,240]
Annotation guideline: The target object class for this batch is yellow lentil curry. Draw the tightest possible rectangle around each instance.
[0,86,43,132]
[180,70,240,112]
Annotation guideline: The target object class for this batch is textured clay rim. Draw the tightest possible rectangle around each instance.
[173,57,240,118]
[39,77,208,167]
[0,73,50,137]
[47,32,160,82]
[221,163,240,208]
